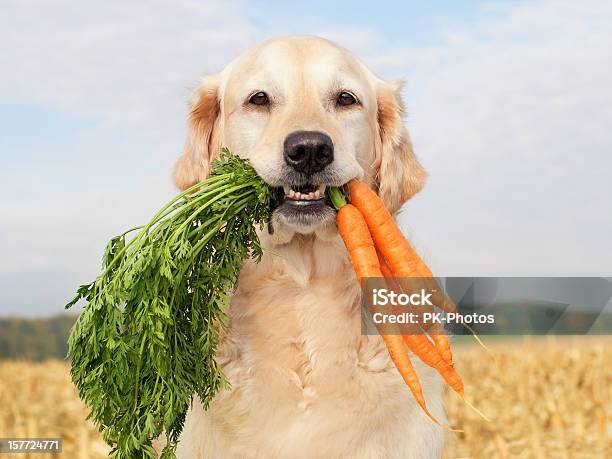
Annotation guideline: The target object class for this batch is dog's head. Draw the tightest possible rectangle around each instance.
[174,36,426,239]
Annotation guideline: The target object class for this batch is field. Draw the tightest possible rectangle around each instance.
[0,337,610,458]
[443,337,610,458]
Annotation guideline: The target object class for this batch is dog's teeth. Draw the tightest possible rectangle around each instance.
[285,186,326,200]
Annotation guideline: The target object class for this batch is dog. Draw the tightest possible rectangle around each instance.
[171,36,444,459]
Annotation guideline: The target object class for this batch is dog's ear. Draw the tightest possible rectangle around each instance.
[174,75,221,190]
[374,80,427,213]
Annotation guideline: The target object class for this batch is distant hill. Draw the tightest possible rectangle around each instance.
[1,303,610,361]
[447,301,612,335]
[0,314,76,360]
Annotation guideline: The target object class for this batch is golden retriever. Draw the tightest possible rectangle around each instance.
[172,36,443,459]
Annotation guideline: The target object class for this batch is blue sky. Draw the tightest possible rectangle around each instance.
[245,0,501,43]
[1,0,611,316]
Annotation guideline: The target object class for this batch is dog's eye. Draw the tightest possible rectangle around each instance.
[249,91,269,106]
[337,91,357,107]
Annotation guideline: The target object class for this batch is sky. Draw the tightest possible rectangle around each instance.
[1,0,611,316]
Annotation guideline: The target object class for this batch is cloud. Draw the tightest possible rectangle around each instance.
[0,0,391,315]
[1,0,612,316]
[352,0,612,276]
[0,0,258,127]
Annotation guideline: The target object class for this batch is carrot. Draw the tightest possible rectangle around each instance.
[377,252,462,394]
[349,179,459,360]
[331,193,445,424]
[377,250,395,279]
[346,180,455,313]
[381,334,443,425]
[336,203,381,280]
[372,213,472,362]
[347,180,432,277]
[402,334,463,395]
[429,325,453,365]
[332,183,486,425]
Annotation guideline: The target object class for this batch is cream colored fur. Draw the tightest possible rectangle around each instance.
[170,36,444,459]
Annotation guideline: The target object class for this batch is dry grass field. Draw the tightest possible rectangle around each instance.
[443,337,611,458]
[0,360,109,459]
[0,337,610,458]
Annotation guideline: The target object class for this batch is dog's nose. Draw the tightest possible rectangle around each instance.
[283,131,334,175]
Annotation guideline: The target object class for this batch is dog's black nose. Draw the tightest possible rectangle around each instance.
[283,131,334,175]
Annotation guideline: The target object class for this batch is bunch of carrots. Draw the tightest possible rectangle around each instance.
[329,180,465,426]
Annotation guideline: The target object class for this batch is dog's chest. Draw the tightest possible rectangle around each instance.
[178,265,445,458]
[212,275,409,444]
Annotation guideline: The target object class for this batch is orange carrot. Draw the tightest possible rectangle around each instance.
[429,325,453,365]
[336,203,381,280]
[346,180,455,313]
[333,198,444,424]
[381,334,443,424]
[402,334,463,395]
[366,190,476,364]
[347,180,432,277]
[377,252,462,394]
[331,184,485,425]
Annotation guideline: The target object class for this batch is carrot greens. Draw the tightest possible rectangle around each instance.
[66,150,275,458]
